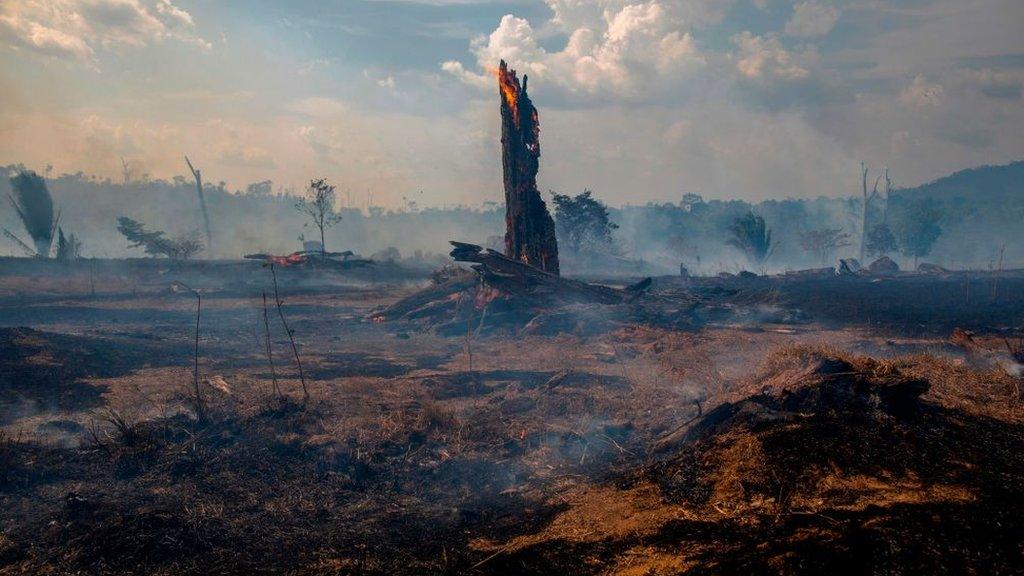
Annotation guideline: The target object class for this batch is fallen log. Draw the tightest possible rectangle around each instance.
[449,242,648,307]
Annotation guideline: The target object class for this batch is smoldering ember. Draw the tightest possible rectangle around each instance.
[1,4,1023,575]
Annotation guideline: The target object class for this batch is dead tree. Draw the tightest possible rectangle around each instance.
[498,60,559,275]
[859,162,884,262]
[121,157,132,186]
[184,156,213,257]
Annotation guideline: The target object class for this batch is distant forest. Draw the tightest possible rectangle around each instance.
[2,161,1022,274]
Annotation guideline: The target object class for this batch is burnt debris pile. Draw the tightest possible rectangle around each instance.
[373,241,699,336]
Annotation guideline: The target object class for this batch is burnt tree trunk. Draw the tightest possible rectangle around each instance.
[498,60,559,275]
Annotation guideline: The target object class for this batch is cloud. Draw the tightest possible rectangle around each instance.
[286,97,350,117]
[441,60,491,89]
[899,74,944,108]
[784,1,839,38]
[963,68,1022,100]
[732,32,809,82]
[362,69,397,91]
[154,0,193,28]
[0,0,209,62]
[443,1,706,101]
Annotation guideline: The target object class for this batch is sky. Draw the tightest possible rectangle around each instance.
[0,0,1022,207]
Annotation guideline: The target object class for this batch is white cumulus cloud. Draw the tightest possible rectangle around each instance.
[732,32,810,82]
[0,0,209,62]
[784,1,839,38]
[443,1,706,101]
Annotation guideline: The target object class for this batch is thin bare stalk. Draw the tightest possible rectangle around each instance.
[465,293,475,375]
[262,291,281,397]
[193,289,203,418]
[270,264,308,402]
[171,281,203,418]
[992,243,1006,301]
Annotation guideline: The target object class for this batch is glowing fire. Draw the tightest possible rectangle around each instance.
[267,253,307,267]
[496,60,521,127]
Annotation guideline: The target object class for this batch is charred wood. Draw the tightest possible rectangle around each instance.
[498,60,560,275]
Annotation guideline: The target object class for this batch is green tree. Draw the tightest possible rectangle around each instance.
[551,189,618,255]
[295,178,342,260]
[5,170,57,257]
[865,222,897,258]
[895,199,942,267]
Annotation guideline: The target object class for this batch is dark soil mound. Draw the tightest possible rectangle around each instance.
[487,348,1024,575]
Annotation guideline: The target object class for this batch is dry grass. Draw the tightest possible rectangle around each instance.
[480,346,1024,574]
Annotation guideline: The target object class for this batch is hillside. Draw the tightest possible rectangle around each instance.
[890,161,1024,268]
[896,161,1024,204]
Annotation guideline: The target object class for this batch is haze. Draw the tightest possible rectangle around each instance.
[2,0,1022,207]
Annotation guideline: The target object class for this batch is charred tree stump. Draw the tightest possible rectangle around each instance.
[498,60,560,275]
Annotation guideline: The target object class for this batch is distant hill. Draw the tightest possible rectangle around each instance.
[895,160,1024,203]
[892,161,1024,267]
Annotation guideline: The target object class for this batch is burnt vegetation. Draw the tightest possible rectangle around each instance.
[1,65,1024,576]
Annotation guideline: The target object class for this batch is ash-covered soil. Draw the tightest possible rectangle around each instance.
[1,262,1022,575]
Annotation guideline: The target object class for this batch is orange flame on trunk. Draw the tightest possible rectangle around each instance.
[497,60,521,127]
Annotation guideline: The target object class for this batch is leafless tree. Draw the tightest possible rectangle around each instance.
[184,156,213,257]
[859,163,886,262]
[121,157,133,186]
[295,178,342,260]
[800,228,851,265]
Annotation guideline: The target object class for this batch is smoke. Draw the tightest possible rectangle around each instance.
[1,164,1022,273]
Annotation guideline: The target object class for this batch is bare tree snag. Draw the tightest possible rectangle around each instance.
[185,155,213,258]
[121,157,132,186]
[859,162,882,262]
[498,60,559,275]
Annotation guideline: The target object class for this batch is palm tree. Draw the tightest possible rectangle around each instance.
[5,171,58,257]
[727,211,773,270]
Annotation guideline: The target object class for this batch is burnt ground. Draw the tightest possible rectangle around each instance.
[1,260,1022,575]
